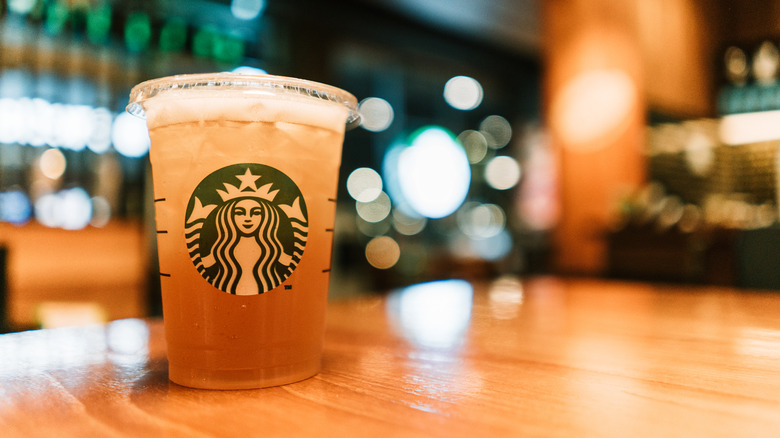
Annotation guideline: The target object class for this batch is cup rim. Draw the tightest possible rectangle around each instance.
[126,72,361,127]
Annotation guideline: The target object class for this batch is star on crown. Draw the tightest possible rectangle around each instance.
[216,168,279,202]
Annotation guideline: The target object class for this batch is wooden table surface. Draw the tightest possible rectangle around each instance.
[2,276,780,437]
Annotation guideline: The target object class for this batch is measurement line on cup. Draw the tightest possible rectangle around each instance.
[160,272,171,277]
[154,198,166,203]
[324,197,336,274]
[156,230,168,234]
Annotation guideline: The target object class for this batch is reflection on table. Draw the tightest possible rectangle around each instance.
[3,276,780,437]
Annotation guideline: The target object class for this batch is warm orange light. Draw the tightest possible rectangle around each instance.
[365,236,400,269]
[551,69,637,152]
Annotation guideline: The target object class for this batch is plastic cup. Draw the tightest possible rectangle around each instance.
[127,73,359,389]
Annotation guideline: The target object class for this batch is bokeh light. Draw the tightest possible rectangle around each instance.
[386,279,473,349]
[382,142,415,217]
[392,209,427,236]
[488,276,524,320]
[359,97,394,132]
[111,112,151,157]
[159,18,187,52]
[356,215,391,237]
[124,12,152,53]
[684,126,716,176]
[0,98,25,144]
[725,46,749,84]
[90,196,112,228]
[678,204,703,233]
[347,167,383,202]
[231,0,266,20]
[0,96,118,153]
[356,191,392,223]
[479,115,512,149]
[720,110,780,145]
[87,108,113,154]
[59,188,93,230]
[485,155,521,190]
[34,188,92,230]
[55,104,92,151]
[656,196,685,230]
[193,25,218,58]
[443,75,483,110]
[39,148,67,180]
[552,69,637,150]
[106,319,149,367]
[0,69,31,98]
[518,131,559,231]
[44,0,68,34]
[396,126,471,219]
[8,0,36,15]
[0,190,32,225]
[365,236,401,269]
[456,202,506,239]
[753,41,779,85]
[457,129,488,163]
[469,229,513,261]
[231,66,268,75]
[29,98,53,147]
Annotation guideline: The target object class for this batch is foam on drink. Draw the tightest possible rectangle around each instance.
[145,92,350,131]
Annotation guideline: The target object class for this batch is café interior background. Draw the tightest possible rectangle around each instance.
[1,0,780,331]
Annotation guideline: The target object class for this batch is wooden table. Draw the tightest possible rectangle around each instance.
[3,276,780,437]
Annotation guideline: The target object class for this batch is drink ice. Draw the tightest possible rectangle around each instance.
[128,74,358,389]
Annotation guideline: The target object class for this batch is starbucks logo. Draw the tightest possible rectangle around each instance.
[185,163,308,295]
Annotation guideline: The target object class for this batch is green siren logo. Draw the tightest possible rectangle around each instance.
[185,163,308,295]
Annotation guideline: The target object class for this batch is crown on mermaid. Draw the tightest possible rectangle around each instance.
[217,168,279,202]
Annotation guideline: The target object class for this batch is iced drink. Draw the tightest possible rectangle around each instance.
[127,74,358,389]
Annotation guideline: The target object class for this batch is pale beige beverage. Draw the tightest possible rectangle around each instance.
[128,74,358,389]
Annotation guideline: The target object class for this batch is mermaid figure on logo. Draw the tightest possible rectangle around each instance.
[185,167,308,295]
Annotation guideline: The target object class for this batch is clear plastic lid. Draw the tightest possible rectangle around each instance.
[127,73,360,128]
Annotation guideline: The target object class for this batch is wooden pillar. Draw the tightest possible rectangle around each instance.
[542,0,646,274]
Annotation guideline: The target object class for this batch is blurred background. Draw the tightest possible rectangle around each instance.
[1,0,780,331]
